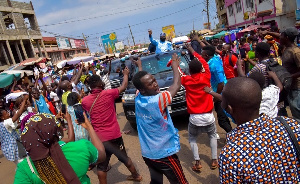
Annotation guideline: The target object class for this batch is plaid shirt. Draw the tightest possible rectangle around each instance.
[0,121,20,161]
[219,114,300,183]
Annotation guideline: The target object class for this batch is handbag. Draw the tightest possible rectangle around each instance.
[277,117,300,160]
[88,92,101,115]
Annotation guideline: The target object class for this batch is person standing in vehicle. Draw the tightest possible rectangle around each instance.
[148,29,173,54]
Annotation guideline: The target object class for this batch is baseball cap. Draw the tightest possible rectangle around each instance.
[282,27,299,38]
[160,33,166,37]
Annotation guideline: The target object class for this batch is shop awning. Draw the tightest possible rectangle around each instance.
[213,31,227,39]
[0,73,21,88]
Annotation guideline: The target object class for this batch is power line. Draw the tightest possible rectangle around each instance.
[39,0,178,28]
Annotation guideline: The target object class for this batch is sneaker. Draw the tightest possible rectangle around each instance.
[216,133,220,140]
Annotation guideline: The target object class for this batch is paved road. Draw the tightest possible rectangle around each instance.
[0,102,232,184]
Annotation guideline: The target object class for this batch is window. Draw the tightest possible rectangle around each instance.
[2,12,15,29]
[228,5,234,16]
[235,0,242,13]
[259,0,265,3]
[246,0,254,8]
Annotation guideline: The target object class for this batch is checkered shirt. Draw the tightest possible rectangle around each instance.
[219,114,300,183]
[0,122,20,161]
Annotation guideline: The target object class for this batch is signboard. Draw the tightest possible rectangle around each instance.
[115,41,124,50]
[244,12,249,20]
[101,32,117,54]
[56,37,70,49]
[249,11,257,20]
[203,22,211,29]
[162,25,176,40]
[70,39,86,49]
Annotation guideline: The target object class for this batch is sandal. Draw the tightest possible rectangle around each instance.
[192,164,202,172]
[211,161,218,170]
[127,175,142,182]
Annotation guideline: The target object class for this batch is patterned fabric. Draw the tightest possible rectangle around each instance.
[219,114,300,183]
[158,91,172,120]
[0,122,20,161]
[247,59,270,87]
[67,106,89,141]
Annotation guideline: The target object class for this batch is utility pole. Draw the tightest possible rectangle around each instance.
[193,19,195,31]
[206,0,210,30]
[82,33,89,50]
[128,24,136,46]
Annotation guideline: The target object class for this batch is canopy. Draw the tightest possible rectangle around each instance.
[19,57,49,66]
[2,70,33,78]
[213,31,227,39]
[0,73,21,88]
[66,56,94,65]
[240,24,270,33]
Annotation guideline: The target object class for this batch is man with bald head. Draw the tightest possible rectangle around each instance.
[219,77,300,183]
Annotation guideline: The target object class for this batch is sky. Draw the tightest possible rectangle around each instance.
[16,0,219,53]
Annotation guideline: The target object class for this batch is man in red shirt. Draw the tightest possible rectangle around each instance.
[180,44,218,172]
[82,67,142,183]
[221,44,238,79]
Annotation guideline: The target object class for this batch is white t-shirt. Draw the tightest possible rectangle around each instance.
[259,85,280,118]
[189,112,215,126]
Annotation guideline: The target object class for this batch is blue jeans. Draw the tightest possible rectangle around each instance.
[288,89,300,121]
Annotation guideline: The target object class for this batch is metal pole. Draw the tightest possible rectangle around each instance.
[128,24,136,46]
[82,33,89,50]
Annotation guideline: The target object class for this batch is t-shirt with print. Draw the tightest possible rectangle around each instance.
[158,91,172,120]
[281,45,300,89]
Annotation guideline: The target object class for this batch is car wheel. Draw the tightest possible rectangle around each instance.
[129,120,137,130]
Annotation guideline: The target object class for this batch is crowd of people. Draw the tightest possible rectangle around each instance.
[0,25,299,183]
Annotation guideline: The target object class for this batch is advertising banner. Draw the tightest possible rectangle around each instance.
[162,25,176,40]
[203,22,211,29]
[56,37,70,49]
[69,39,86,48]
[101,32,117,54]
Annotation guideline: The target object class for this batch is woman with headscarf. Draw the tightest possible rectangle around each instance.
[14,112,106,184]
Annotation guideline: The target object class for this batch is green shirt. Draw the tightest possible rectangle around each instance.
[14,139,98,184]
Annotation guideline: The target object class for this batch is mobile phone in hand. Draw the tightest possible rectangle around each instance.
[62,104,66,114]
[73,104,85,124]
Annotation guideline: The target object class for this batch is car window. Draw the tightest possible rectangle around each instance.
[139,52,189,74]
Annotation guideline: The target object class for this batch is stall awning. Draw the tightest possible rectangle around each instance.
[213,31,227,39]
[0,73,21,88]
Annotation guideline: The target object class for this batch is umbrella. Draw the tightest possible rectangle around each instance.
[213,31,228,39]
[0,73,21,88]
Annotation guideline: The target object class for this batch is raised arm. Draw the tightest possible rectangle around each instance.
[194,35,207,48]
[108,60,112,75]
[39,73,48,97]
[12,94,29,122]
[81,112,106,163]
[148,29,158,46]
[167,53,181,98]
[59,111,75,143]
[237,56,246,77]
[71,61,84,85]
[134,57,143,72]
[117,67,129,93]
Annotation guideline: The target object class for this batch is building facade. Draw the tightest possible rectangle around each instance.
[36,37,89,64]
[0,0,48,71]
[225,0,297,30]
[216,0,228,28]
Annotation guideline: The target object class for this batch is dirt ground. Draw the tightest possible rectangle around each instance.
[0,102,234,184]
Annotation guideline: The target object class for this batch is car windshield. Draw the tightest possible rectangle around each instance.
[110,60,121,73]
[139,52,189,74]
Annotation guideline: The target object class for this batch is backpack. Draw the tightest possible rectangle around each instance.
[266,58,292,91]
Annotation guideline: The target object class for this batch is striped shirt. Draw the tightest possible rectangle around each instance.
[158,91,172,120]
[101,74,111,90]
[247,59,270,87]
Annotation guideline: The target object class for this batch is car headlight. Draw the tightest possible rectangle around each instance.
[122,94,136,103]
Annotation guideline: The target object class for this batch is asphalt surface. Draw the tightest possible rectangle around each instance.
[0,102,232,184]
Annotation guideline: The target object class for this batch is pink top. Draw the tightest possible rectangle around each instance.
[82,88,121,142]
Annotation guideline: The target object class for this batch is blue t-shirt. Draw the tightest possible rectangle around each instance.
[208,55,227,92]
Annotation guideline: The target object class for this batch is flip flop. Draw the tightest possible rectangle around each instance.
[127,175,142,182]
[192,165,202,172]
[211,163,218,170]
